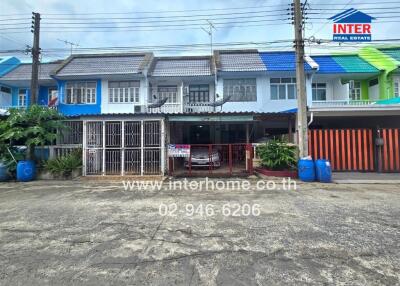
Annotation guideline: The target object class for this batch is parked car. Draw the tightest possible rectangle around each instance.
[184,147,221,168]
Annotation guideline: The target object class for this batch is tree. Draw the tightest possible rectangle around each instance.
[0,105,66,161]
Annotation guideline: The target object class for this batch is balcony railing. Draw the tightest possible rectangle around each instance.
[146,103,182,114]
[145,102,215,114]
[311,100,375,107]
[184,102,214,113]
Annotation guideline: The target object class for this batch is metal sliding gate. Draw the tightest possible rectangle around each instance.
[309,128,400,173]
[83,120,164,176]
[308,129,375,172]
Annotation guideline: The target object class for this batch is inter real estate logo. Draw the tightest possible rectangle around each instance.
[329,8,376,42]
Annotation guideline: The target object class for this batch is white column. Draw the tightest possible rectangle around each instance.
[160,118,165,176]
[82,121,87,176]
[180,81,184,113]
[141,120,144,176]
[102,121,106,176]
[121,121,125,176]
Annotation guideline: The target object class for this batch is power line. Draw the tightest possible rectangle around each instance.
[40,14,290,27]
[40,3,289,16]
[42,9,290,21]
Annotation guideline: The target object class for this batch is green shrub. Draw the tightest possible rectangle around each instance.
[257,140,297,171]
[44,149,82,177]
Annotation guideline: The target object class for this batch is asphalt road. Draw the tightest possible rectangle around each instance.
[0,178,399,285]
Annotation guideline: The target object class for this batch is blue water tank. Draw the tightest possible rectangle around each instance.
[298,158,316,182]
[0,162,8,181]
[315,159,332,183]
[16,160,36,182]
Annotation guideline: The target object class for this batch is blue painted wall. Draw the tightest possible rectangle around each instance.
[38,86,57,106]
[0,57,20,76]
[57,79,102,116]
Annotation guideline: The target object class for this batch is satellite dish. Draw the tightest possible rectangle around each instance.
[148,97,168,109]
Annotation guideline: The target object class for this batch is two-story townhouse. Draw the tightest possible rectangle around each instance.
[0,61,60,110]
[50,53,168,176]
[308,54,400,129]
[0,57,20,111]
[375,47,400,102]
[147,55,215,114]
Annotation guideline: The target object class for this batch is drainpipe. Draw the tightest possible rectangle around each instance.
[308,111,314,126]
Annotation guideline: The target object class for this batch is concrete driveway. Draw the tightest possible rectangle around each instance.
[0,178,399,285]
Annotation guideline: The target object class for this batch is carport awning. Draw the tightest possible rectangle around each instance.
[168,115,254,122]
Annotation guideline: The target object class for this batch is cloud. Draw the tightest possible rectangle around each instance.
[0,0,398,61]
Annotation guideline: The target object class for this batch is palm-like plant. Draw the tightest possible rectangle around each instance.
[0,105,66,161]
[257,139,298,171]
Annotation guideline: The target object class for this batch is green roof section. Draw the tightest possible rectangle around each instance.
[378,48,400,67]
[359,47,399,73]
[332,55,379,73]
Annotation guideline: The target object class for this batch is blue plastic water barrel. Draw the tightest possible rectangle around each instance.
[315,159,332,183]
[16,160,36,182]
[298,158,316,182]
[0,162,8,181]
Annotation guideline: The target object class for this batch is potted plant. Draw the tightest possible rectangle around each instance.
[43,149,82,179]
[0,105,66,181]
[256,139,298,178]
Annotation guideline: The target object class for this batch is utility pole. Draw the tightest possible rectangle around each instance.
[293,0,308,158]
[30,12,41,106]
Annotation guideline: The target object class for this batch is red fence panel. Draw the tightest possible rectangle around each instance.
[309,129,375,172]
[379,128,400,172]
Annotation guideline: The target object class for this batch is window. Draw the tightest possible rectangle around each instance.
[0,86,11,95]
[109,81,140,103]
[270,78,297,100]
[349,81,362,101]
[223,79,257,102]
[394,80,399,97]
[48,87,58,102]
[189,85,209,102]
[65,82,96,104]
[369,78,379,87]
[18,89,27,106]
[157,86,178,103]
[312,83,327,101]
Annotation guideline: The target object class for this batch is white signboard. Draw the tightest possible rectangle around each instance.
[168,144,190,158]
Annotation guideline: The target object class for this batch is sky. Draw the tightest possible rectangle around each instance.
[0,0,398,62]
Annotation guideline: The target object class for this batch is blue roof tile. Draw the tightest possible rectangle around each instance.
[311,55,346,74]
[260,52,312,71]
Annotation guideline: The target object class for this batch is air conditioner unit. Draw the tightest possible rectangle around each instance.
[349,80,355,89]
[134,105,144,113]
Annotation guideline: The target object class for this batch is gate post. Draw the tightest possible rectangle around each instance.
[228,144,232,175]
[246,144,253,175]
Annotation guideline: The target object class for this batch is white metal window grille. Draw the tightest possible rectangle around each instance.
[109,81,140,103]
[65,82,96,104]
[349,81,362,101]
[189,85,210,102]
[85,122,103,175]
[59,121,83,145]
[18,88,27,106]
[270,78,297,100]
[125,121,141,175]
[312,83,327,101]
[144,121,161,175]
[223,78,257,102]
[157,86,178,103]
[84,120,163,176]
